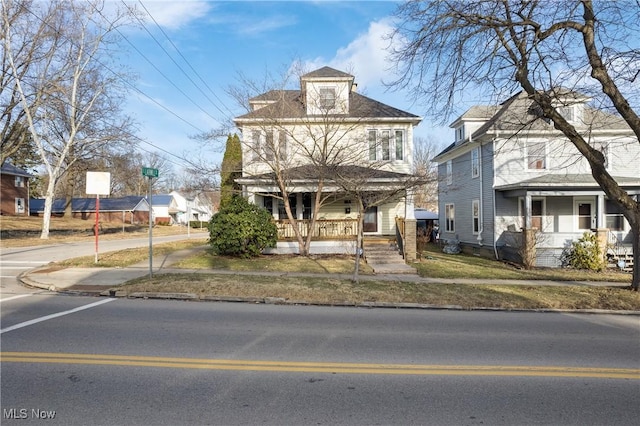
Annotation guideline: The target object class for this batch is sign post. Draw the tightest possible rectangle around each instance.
[142,167,159,278]
[86,172,111,263]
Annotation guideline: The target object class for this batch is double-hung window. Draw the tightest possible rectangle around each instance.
[278,130,287,161]
[381,130,390,161]
[472,200,480,234]
[395,130,404,160]
[15,175,24,187]
[319,87,335,109]
[471,147,479,178]
[251,130,262,161]
[368,130,377,161]
[526,141,546,170]
[445,203,455,232]
[446,160,453,185]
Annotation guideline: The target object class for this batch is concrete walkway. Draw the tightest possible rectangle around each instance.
[19,245,632,297]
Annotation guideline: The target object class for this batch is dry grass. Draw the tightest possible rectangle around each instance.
[416,244,632,283]
[119,274,640,310]
[0,216,201,248]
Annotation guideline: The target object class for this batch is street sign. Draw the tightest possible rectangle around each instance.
[142,167,159,178]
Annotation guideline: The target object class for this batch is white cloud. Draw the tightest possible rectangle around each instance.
[304,18,399,90]
[136,1,212,30]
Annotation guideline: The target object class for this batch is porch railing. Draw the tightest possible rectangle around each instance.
[275,219,358,240]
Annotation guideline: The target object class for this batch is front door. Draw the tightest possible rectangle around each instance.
[363,207,378,233]
[576,201,595,230]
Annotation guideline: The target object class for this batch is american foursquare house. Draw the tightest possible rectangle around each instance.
[433,90,639,271]
[233,67,422,260]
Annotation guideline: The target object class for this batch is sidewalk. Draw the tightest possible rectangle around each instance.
[20,245,632,297]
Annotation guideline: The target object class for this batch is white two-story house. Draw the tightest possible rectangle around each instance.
[433,90,640,269]
[233,66,422,256]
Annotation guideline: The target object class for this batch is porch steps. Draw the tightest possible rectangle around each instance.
[363,238,417,275]
[606,251,634,272]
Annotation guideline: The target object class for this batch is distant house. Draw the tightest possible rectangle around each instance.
[150,194,181,225]
[1,163,33,216]
[30,196,149,224]
[169,190,214,224]
[432,90,639,270]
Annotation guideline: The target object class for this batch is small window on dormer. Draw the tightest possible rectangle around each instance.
[319,88,335,109]
[456,126,465,142]
[558,105,575,122]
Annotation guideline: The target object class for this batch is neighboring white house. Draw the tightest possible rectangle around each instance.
[233,66,422,257]
[433,90,640,270]
[170,190,214,224]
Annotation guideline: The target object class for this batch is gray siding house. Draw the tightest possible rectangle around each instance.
[433,91,639,269]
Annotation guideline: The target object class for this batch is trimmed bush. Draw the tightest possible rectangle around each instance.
[561,231,604,271]
[208,196,277,258]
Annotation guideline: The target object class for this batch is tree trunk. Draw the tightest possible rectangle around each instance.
[39,178,57,239]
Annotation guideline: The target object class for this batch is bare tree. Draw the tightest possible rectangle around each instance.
[1,0,138,238]
[412,135,442,210]
[389,0,640,290]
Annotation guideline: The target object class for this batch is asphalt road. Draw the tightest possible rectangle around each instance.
[1,294,639,425]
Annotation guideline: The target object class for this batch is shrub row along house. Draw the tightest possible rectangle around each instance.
[433,90,639,271]
[233,67,423,260]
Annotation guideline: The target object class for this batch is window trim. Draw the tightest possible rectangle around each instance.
[445,203,455,233]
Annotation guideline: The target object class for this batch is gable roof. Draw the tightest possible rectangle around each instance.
[434,90,633,162]
[1,163,33,178]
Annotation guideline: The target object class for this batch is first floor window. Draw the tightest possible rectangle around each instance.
[520,198,544,229]
[472,200,480,234]
[445,203,455,232]
[605,199,624,231]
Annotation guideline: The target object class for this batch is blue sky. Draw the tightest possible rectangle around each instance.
[120,1,452,171]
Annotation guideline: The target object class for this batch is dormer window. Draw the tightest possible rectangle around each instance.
[319,87,335,109]
[456,125,465,142]
[558,105,575,122]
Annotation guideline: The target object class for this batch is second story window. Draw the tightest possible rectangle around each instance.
[471,147,479,178]
[319,88,335,109]
[558,105,575,122]
[251,130,261,161]
[368,130,377,161]
[526,141,546,170]
[446,160,453,185]
[15,175,24,187]
[456,126,465,142]
[278,130,287,161]
[395,130,404,160]
[381,130,390,161]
